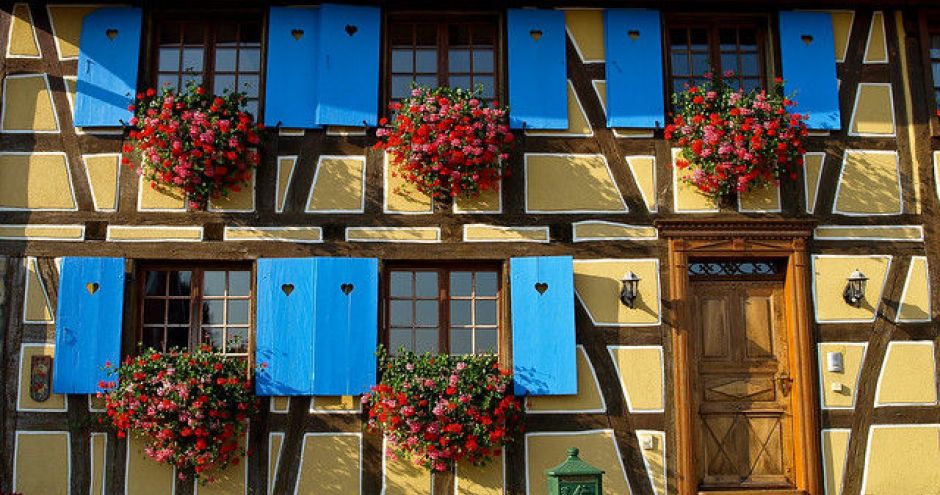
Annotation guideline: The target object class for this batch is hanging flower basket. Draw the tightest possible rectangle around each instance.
[98,347,258,483]
[374,86,514,200]
[665,72,809,202]
[123,84,263,210]
[363,348,524,473]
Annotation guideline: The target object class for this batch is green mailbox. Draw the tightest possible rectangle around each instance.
[545,447,605,495]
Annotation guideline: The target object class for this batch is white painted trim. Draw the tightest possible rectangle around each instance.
[308,396,363,414]
[1,74,60,133]
[862,11,889,64]
[811,254,893,324]
[46,4,104,61]
[934,151,940,206]
[13,431,71,495]
[267,432,285,495]
[453,454,507,495]
[223,226,324,244]
[81,153,121,212]
[635,430,666,495]
[125,437,176,495]
[573,258,663,327]
[524,80,594,138]
[874,340,938,407]
[275,155,298,213]
[571,220,659,243]
[278,128,305,137]
[326,125,367,136]
[136,174,188,212]
[207,169,257,213]
[896,256,932,323]
[383,152,433,215]
[345,226,442,244]
[820,428,851,495]
[106,225,205,242]
[88,394,105,413]
[89,432,107,495]
[0,151,77,211]
[453,179,503,214]
[559,8,605,64]
[847,82,896,137]
[22,256,55,324]
[17,343,68,412]
[524,153,629,214]
[526,345,608,414]
[803,151,826,214]
[269,397,289,414]
[736,184,783,213]
[0,223,85,241]
[817,342,868,410]
[523,429,633,495]
[5,3,42,59]
[381,435,433,495]
[859,424,940,495]
[462,224,550,244]
[831,150,903,217]
[670,148,720,213]
[606,345,666,413]
[292,432,363,495]
[625,155,658,213]
[304,154,367,214]
[813,225,924,242]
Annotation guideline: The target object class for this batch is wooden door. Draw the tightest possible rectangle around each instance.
[691,280,795,489]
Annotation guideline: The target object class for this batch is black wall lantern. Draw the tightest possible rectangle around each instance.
[620,271,641,308]
[843,269,868,307]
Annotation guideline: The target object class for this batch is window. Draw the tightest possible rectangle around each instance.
[385,266,499,355]
[666,19,767,94]
[386,15,499,102]
[929,29,940,110]
[139,266,252,357]
[155,19,263,116]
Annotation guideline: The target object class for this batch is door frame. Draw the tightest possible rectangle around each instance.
[657,219,820,495]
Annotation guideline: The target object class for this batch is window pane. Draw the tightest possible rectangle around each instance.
[204,326,224,351]
[450,328,472,355]
[719,29,737,50]
[168,299,190,324]
[476,272,498,296]
[742,78,760,92]
[144,300,165,324]
[159,23,181,44]
[215,75,237,94]
[392,49,414,72]
[239,75,260,97]
[450,272,472,296]
[142,327,164,350]
[415,48,437,72]
[415,272,438,297]
[720,53,739,74]
[145,271,166,296]
[449,49,470,72]
[475,328,498,354]
[227,328,249,353]
[239,48,261,72]
[476,76,494,98]
[472,49,494,72]
[182,74,203,88]
[415,75,437,88]
[228,300,249,324]
[449,75,471,91]
[203,300,224,324]
[415,300,439,326]
[389,328,412,355]
[166,328,189,350]
[169,271,192,296]
[476,300,497,325]
[157,74,177,91]
[203,271,226,296]
[933,64,940,86]
[229,271,250,296]
[182,48,204,72]
[391,75,413,98]
[158,48,180,72]
[215,48,237,71]
[739,29,757,47]
[935,89,940,108]
[390,272,412,297]
[390,300,413,326]
[689,29,708,50]
[672,53,690,76]
[244,100,258,116]
[415,328,438,354]
[931,35,940,58]
[691,53,710,76]
[739,53,759,76]
[450,300,471,326]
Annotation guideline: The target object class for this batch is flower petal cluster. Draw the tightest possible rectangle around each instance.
[99,346,258,483]
[374,86,514,199]
[363,349,523,473]
[666,72,808,198]
[123,84,263,210]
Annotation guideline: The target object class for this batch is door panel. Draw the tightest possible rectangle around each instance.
[692,280,794,489]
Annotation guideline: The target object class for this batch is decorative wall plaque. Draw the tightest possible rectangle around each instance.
[30,355,53,403]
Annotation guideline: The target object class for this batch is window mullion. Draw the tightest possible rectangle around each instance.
[439,24,448,88]
[190,268,204,352]
[439,269,449,354]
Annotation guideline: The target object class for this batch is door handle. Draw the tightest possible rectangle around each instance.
[776,372,792,396]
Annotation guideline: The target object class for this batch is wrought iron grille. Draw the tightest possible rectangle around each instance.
[688,259,786,278]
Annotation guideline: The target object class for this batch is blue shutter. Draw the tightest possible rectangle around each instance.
[265,7,320,128]
[256,259,316,395]
[312,258,379,395]
[605,9,665,128]
[52,257,125,394]
[74,7,142,127]
[510,256,576,395]
[507,9,568,130]
[779,11,841,130]
[315,3,381,126]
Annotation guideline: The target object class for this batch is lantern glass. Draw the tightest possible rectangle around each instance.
[620,271,641,308]
[843,269,868,307]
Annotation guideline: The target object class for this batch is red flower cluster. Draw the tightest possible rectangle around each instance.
[99,346,258,483]
[375,86,514,199]
[665,72,809,198]
[363,350,523,473]
[123,84,262,210]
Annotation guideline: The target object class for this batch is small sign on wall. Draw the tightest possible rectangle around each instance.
[30,355,52,402]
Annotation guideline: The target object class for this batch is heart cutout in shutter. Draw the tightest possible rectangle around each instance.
[105,28,118,40]
[534,282,548,295]
[801,34,813,45]
[281,283,295,296]
[86,282,100,295]
[291,29,304,40]
[628,30,640,41]
[340,283,354,295]
[530,29,543,41]
[345,24,358,36]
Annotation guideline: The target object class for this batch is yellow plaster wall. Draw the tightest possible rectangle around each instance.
[384,449,432,495]
[527,346,605,413]
[850,84,895,136]
[863,11,888,63]
[209,171,255,212]
[814,225,923,241]
[564,9,604,63]
[897,256,931,322]
[138,175,186,211]
[18,344,66,411]
[107,225,203,242]
[268,433,284,494]
[454,185,501,213]
[608,346,664,412]
[637,431,666,495]
[812,255,891,323]
[818,343,867,409]
[311,395,359,412]
[831,11,855,62]
[0,224,84,241]
[385,153,433,213]
[346,227,440,242]
[822,429,850,495]
[296,434,362,494]
[47,5,100,59]
[804,152,826,213]
[82,154,120,211]
[306,156,365,212]
[2,75,58,132]
[862,425,940,494]
[0,153,75,210]
[738,184,781,212]
[271,397,290,413]
[14,431,70,494]
[672,149,718,213]
[24,257,54,323]
[456,460,503,495]
[224,226,323,243]
[875,341,937,406]
[574,259,660,326]
[126,435,175,495]
[525,154,626,213]
[91,433,107,495]
[625,155,657,212]
[197,436,247,495]
[525,81,593,137]
[525,431,631,495]
[834,150,901,216]
[572,221,657,241]
[7,4,40,57]
[275,156,297,212]
[463,225,549,243]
